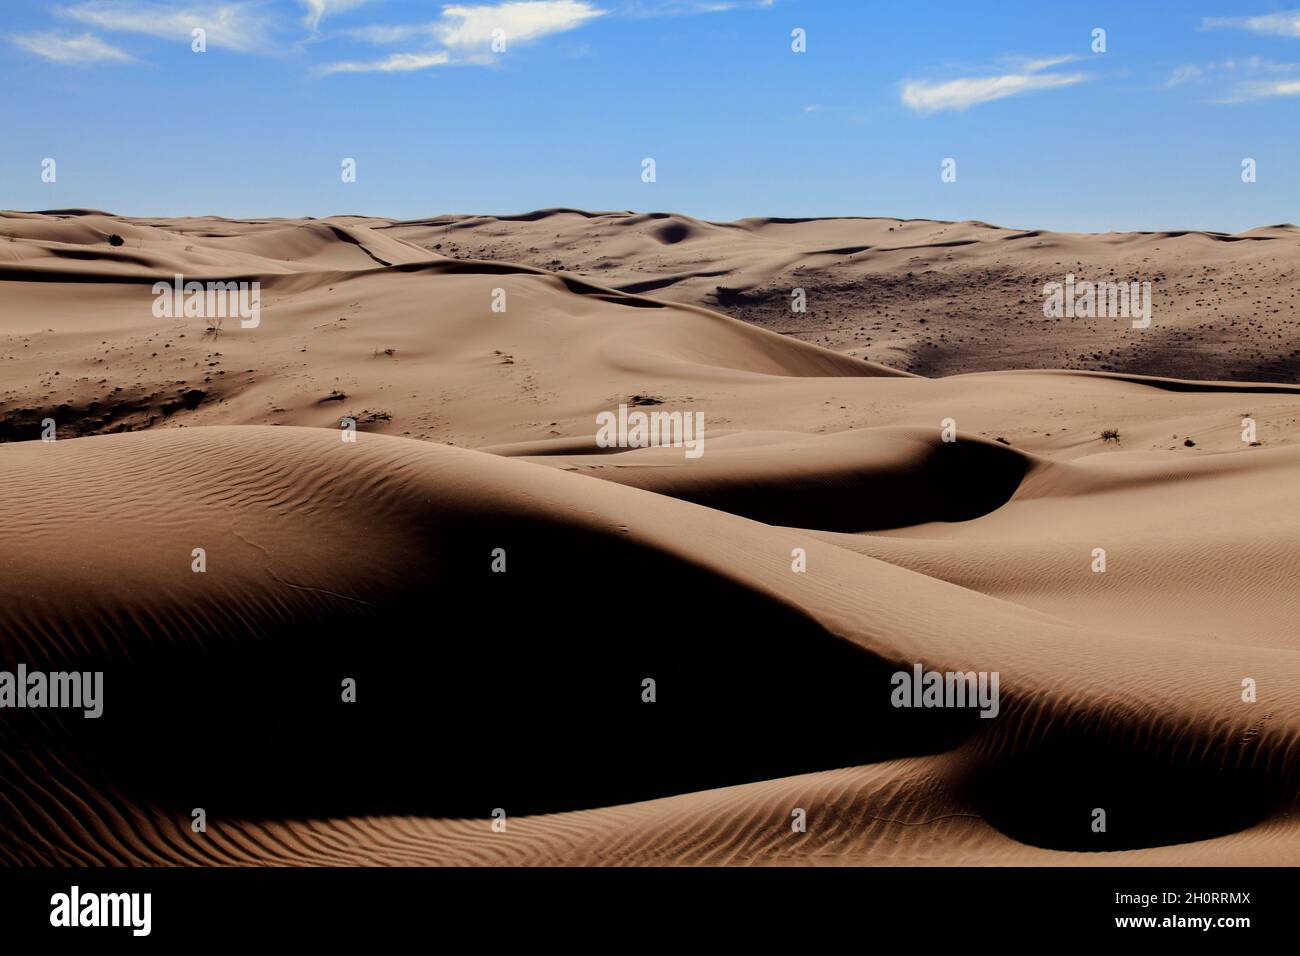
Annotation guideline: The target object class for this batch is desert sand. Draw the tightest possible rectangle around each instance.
[0,209,1296,866]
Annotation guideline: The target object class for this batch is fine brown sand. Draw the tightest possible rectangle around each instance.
[386,210,1300,382]
[0,209,1297,866]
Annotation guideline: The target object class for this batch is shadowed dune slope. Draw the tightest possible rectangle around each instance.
[0,427,1296,865]
[498,427,1033,532]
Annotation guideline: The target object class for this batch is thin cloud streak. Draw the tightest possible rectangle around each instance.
[9,30,134,64]
[318,50,452,74]
[301,0,372,35]
[901,58,1087,114]
[1201,10,1300,38]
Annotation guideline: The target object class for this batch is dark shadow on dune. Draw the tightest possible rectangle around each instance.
[0,387,214,443]
[582,437,1029,532]
[490,208,605,222]
[320,224,393,267]
[28,208,118,217]
[615,270,729,295]
[965,723,1287,852]
[391,259,671,309]
[712,285,777,308]
[807,245,872,255]
[653,222,693,244]
[923,440,1031,522]
[1035,369,1300,395]
[44,522,990,824]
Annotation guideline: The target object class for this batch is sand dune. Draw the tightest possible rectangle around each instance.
[0,210,1296,866]
[384,209,1300,382]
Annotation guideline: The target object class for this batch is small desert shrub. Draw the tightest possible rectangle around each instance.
[1101,428,1121,443]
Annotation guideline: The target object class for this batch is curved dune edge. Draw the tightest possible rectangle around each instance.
[501,428,1300,651]
[11,756,1299,866]
[0,426,1296,865]
[185,760,1300,867]
[501,427,1034,532]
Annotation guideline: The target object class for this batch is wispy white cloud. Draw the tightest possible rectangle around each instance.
[1227,78,1300,100]
[1201,10,1300,38]
[301,0,372,34]
[901,56,1087,114]
[437,1,604,48]
[322,1,605,75]
[1165,57,1300,101]
[320,50,451,74]
[57,1,277,54]
[1017,54,1077,73]
[347,23,426,44]
[1166,64,1203,87]
[9,30,134,64]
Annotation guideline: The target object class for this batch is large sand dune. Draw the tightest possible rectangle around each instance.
[386,209,1300,382]
[0,210,1296,866]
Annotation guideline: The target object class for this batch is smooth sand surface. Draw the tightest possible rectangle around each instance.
[0,209,1296,865]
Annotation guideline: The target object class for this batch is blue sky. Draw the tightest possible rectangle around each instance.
[3,0,1300,231]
